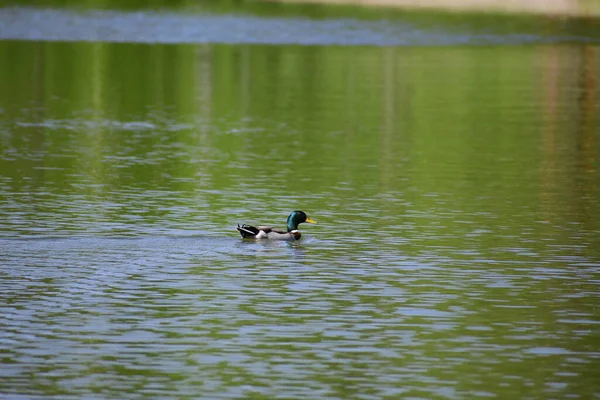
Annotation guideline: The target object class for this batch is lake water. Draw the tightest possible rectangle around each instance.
[1,2,600,399]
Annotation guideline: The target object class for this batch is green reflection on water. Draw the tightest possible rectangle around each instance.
[1,40,598,241]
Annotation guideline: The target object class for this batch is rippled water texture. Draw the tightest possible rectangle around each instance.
[1,2,600,399]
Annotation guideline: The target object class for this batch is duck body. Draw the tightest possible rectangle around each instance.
[237,211,317,241]
[237,224,302,241]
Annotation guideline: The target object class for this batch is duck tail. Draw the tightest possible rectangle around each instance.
[237,224,260,238]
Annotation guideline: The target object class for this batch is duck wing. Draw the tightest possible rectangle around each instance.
[266,229,300,240]
[266,227,288,234]
[237,224,286,238]
[256,225,275,233]
[237,225,296,240]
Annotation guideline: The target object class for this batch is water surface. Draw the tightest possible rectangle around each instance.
[1,2,600,399]
[2,5,600,45]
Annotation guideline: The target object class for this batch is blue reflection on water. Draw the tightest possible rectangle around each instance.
[0,7,597,46]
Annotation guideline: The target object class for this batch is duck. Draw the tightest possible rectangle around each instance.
[237,210,317,240]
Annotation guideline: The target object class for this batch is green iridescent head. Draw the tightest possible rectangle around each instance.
[286,210,317,232]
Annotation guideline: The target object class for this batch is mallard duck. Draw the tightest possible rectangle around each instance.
[237,210,317,240]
